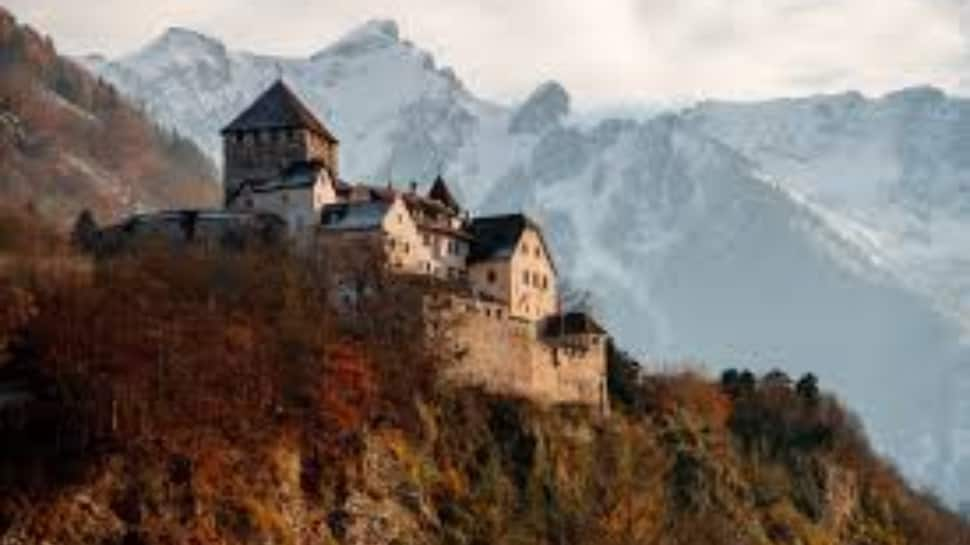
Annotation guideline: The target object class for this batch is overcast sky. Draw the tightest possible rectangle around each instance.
[4,0,970,107]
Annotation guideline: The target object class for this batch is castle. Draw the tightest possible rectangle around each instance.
[94,80,609,413]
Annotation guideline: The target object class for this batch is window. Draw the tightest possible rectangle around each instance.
[535,246,541,258]
[487,270,496,284]
[522,243,530,254]
[404,242,410,254]
[522,271,529,285]
[541,275,549,290]
[245,198,254,209]
[424,262,431,272]
[397,213,403,224]
[423,234,431,245]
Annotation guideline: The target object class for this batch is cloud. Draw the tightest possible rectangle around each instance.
[3,0,969,106]
[632,0,967,99]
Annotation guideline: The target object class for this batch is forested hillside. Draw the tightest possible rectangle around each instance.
[0,7,217,227]
[0,234,968,544]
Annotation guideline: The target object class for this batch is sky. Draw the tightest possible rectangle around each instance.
[4,0,970,107]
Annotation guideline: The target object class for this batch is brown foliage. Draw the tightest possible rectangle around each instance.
[0,9,217,226]
[0,241,447,482]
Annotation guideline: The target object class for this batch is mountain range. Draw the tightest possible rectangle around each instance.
[79,20,970,503]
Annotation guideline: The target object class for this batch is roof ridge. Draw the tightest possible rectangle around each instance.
[221,80,338,142]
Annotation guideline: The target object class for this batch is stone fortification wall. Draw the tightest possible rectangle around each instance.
[442,298,608,414]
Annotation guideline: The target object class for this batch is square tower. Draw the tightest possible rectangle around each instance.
[220,80,339,206]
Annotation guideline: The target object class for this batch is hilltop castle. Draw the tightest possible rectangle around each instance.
[92,80,609,413]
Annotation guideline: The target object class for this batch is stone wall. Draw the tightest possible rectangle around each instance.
[440,297,608,414]
[230,186,316,234]
[223,129,337,203]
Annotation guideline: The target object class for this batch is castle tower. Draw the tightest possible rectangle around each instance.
[220,80,339,206]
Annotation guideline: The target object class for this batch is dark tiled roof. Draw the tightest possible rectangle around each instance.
[92,209,287,256]
[427,176,461,212]
[541,312,606,337]
[221,80,338,142]
[467,214,535,263]
[320,201,391,232]
[226,161,327,205]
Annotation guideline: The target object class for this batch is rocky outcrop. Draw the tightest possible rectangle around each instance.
[508,81,571,135]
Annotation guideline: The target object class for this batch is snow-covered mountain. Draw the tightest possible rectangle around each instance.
[682,90,970,333]
[81,21,970,502]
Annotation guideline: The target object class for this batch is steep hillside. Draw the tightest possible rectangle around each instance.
[0,7,217,227]
[1,248,968,545]
[81,21,970,503]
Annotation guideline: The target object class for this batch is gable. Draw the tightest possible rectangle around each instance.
[469,214,557,274]
[221,80,338,143]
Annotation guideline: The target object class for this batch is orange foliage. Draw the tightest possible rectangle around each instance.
[317,342,377,439]
[643,371,732,430]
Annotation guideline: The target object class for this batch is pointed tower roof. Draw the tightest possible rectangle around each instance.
[221,80,338,142]
[427,175,460,212]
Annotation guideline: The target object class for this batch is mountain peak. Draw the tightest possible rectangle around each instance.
[125,26,229,75]
[140,26,227,59]
[508,81,571,134]
[313,19,401,60]
[158,26,220,46]
[883,85,947,105]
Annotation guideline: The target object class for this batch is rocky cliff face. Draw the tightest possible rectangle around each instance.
[3,387,968,545]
